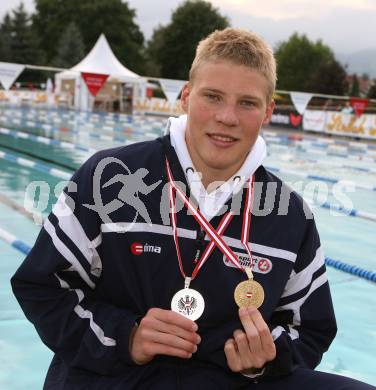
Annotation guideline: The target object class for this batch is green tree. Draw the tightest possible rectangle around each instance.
[350,74,360,97]
[144,24,168,77]
[0,14,13,62]
[11,3,35,64]
[53,22,85,68]
[149,0,229,80]
[33,0,145,73]
[0,4,44,65]
[367,80,376,99]
[275,33,335,92]
[306,59,348,95]
[0,4,45,82]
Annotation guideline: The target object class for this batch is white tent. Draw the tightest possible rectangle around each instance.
[55,34,142,111]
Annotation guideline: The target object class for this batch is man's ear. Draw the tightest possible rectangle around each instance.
[262,100,275,125]
[180,82,190,113]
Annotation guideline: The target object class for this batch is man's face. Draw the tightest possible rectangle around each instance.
[181,60,274,182]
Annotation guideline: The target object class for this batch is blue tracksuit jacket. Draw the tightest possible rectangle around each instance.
[11,135,337,389]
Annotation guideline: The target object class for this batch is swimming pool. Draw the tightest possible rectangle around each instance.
[0,107,375,388]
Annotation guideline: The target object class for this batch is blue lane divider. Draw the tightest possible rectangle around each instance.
[266,165,376,192]
[265,136,376,162]
[12,239,31,254]
[0,149,72,180]
[277,154,376,175]
[0,227,31,255]
[0,127,97,154]
[342,165,375,173]
[2,224,375,283]
[325,257,376,283]
[0,107,134,125]
[266,139,376,165]
[264,131,376,152]
[320,202,376,222]
[0,125,138,153]
[0,111,164,138]
[0,115,158,144]
[0,106,164,125]
[266,138,376,162]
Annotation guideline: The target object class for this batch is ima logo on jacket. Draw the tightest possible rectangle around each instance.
[131,242,161,255]
[223,252,272,274]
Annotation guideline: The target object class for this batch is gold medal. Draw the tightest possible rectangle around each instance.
[234,279,264,308]
[234,268,264,308]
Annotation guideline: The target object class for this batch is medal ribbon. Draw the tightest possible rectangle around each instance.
[241,177,255,269]
[170,182,234,280]
[166,159,255,280]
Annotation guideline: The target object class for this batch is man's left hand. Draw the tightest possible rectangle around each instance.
[224,306,276,373]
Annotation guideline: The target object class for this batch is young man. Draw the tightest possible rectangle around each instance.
[12,29,374,389]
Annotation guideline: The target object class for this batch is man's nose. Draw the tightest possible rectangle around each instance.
[215,104,239,127]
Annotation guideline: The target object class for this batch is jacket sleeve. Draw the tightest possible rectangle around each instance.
[11,156,140,375]
[264,216,337,378]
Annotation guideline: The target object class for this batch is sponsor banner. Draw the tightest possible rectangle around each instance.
[159,78,185,104]
[350,98,369,117]
[301,110,376,140]
[269,108,302,129]
[269,107,376,140]
[290,92,313,115]
[325,112,376,139]
[0,62,25,90]
[270,111,290,127]
[303,110,326,132]
[133,97,184,116]
[0,90,65,107]
[81,72,109,97]
[223,252,272,274]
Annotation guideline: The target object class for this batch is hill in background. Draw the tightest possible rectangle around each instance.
[337,48,376,78]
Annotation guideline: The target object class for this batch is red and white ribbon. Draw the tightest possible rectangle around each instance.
[166,159,255,280]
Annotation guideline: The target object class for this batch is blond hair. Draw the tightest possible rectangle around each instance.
[189,28,277,102]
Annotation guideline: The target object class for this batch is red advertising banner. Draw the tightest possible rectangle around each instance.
[81,72,109,97]
[350,98,369,117]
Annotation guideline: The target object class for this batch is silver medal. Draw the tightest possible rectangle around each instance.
[171,277,205,321]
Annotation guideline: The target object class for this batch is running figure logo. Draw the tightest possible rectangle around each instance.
[178,295,198,316]
[84,157,161,227]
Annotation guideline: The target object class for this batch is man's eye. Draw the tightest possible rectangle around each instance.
[205,94,220,102]
[240,100,255,107]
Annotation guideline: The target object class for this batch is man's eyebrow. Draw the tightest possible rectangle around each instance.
[200,87,224,94]
[239,94,262,102]
[201,88,262,101]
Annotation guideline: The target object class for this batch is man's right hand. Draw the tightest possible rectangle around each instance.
[129,308,201,365]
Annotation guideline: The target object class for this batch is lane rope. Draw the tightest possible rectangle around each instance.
[1,224,375,283]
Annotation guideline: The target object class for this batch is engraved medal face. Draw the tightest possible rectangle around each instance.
[171,288,205,321]
[234,279,264,309]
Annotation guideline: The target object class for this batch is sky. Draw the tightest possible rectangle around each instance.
[1,0,376,54]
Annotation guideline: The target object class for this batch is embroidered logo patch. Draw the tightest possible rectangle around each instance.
[223,252,272,274]
[131,242,161,255]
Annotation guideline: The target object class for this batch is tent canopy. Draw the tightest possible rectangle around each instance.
[56,34,141,82]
